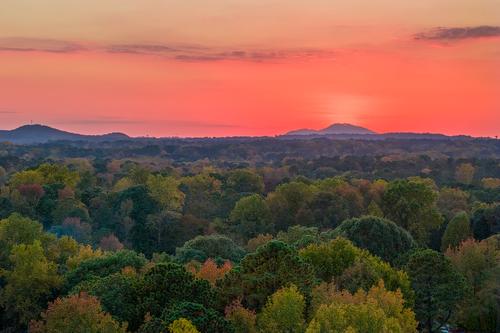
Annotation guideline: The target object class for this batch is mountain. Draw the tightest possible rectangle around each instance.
[285,123,376,136]
[0,124,130,143]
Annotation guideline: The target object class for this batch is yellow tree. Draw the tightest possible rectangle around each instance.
[1,241,63,325]
[257,284,305,333]
[147,174,185,212]
[307,281,417,333]
[455,163,475,184]
[168,318,200,333]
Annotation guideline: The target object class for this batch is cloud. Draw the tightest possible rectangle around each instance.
[0,110,18,114]
[106,44,178,54]
[0,37,334,62]
[0,37,84,53]
[414,26,500,41]
[107,43,333,62]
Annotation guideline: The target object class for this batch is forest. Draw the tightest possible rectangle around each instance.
[0,137,499,333]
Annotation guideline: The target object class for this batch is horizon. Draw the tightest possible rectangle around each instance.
[1,1,499,137]
[1,122,497,139]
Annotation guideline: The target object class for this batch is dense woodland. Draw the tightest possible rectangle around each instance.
[0,137,499,333]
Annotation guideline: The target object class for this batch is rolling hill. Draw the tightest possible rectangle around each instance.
[0,124,129,144]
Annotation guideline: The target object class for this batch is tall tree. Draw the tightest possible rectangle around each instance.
[440,212,471,251]
[218,241,315,310]
[146,174,185,212]
[406,249,469,333]
[445,237,499,332]
[331,216,416,264]
[229,194,273,240]
[0,213,44,265]
[471,203,500,241]
[382,179,443,245]
[1,241,63,326]
[175,234,245,264]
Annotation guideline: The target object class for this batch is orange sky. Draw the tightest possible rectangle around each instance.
[0,0,499,137]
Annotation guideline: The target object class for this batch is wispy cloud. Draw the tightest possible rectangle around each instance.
[106,44,179,54]
[414,26,500,41]
[106,43,334,62]
[0,37,333,62]
[0,37,84,53]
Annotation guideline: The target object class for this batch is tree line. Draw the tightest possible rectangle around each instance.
[0,143,499,332]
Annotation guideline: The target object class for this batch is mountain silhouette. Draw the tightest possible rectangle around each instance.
[0,124,129,143]
[286,123,375,135]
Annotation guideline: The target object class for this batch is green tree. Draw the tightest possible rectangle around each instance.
[226,169,265,194]
[266,181,316,231]
[64,250,147,291]
[146,210,183,253]
[367,200,384,217]
[218,241,315,310]
[0,241,63,326]
[406,249,469,333]
[446,237,499,332]
[437,187,469,221]
[146,174,185,212]
[441,212,471,251]
[471,203,500,241]
[331,216,416,264]
[9,169,45,188]
[139,263,215,319]
[336,251,413,306]
[382,179,443,245]
[29,292,127,333]
[257,284,305,333]
[72,272,143,331]
[181,174,222,219]
[175,234,245,264]
[10,163,80,188]
[229,194,273,240]
[304,191,351,229]
[0,165,7,186]
[0,213,44,265]
[276,225,320,249]
[299,238,358,282]
[113,185,159,255]
[162,302,234,333]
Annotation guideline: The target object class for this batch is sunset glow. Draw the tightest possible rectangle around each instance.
[1,0,499,137]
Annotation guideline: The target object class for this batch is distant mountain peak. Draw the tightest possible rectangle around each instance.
[0,124,130,143]
[285,123,375,136]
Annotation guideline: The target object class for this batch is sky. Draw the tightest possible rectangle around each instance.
[0,0,499,137]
